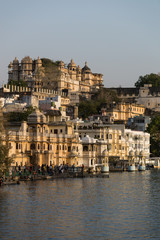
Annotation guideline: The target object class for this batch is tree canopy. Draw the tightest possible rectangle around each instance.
[0,108,13,176]
[78,89,119,119]
[7,106,35,122]
[41,58,60,68]
[147,114,160,157]
[41,58,61,89]
[8,79,28,87]
[135,73,160,88]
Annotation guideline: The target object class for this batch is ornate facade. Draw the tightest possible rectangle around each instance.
[8,57,103,99]
[5,110,150,168]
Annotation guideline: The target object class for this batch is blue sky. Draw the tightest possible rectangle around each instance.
[0,0,160,87]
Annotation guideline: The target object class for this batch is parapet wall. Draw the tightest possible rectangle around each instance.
[2,84,68,97]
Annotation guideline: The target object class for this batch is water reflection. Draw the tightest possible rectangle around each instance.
[0,171,160,239]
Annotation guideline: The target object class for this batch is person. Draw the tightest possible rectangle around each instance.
[72,163,75,172]
[23,165,26,174]
[0,177,3,186]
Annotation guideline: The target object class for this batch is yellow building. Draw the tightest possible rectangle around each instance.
[104,102,145,123]
[6,109,80,167]
[8,57,103,99]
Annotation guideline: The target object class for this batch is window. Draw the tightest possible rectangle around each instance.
[57,145,59,150]
[109,134,112,139]
[119,135,121,140]
[83,146,88,151]
[54,129,58,134]
[60,129,63,133]
[30,143,36,150]
[68,146,71,152]
[16,143,18,149]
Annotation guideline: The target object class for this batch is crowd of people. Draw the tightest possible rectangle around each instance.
[9,163,84,178]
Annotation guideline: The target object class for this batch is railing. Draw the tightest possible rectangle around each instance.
[67,167,83,173]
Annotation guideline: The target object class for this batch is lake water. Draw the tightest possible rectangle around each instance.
[0,170,160,240]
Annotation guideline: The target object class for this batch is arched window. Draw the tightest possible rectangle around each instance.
[91,159,93,165]
[83,146,88,151]
[30,143,35,150]
[109,134,112,139]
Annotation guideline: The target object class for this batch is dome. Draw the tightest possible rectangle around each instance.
[27,109,46,124]
[58,60,64,67]
[36,56,42,64]
[77,65,81,71]
[129,150,134,156]
[8,61,13,68]
[68,59,76,68]
[82,62,91,73]
[81,135,96,143]
[13,57,19,63]
[21,56,33,64]
[102,149,108,157]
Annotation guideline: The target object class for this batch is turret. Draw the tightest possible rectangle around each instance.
[76,65,81,81]
[35,56,42,69]
[21,56,33,74]
[58,60,65,70]
[68,59,77,80]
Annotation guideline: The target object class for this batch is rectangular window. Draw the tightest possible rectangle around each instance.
[54,129,58,134]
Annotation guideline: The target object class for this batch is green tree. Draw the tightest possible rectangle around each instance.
[41,58,61,89]
[78,89,119,119]
[0,108,13,176]
[147,115,160,157]
[78,100,98,119]
[8,79,28,87]
[135,73,160,88]
[7,106,35,122]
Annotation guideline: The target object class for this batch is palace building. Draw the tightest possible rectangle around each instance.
[8,57,103,100]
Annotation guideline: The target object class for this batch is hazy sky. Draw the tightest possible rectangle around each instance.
[0,0,160,88]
